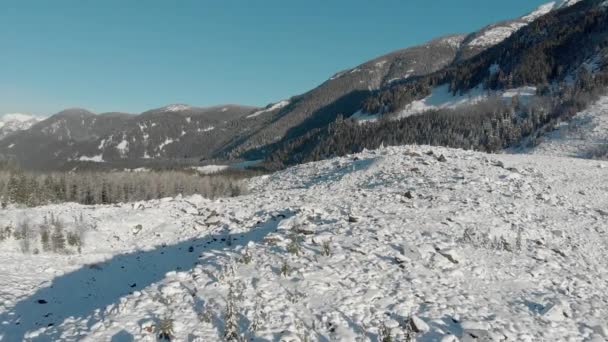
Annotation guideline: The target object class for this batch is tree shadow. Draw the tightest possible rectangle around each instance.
[110,330,134,342]
[0,210,293,341]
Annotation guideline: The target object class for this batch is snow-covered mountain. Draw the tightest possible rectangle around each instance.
[0,105,257,170]
[224,0,591,160]
[456,0,583,59]
[0,113,44,141]
[0,0,603,172]
[0,145,606,340]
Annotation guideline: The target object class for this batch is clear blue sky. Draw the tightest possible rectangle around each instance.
[0,0,550,116]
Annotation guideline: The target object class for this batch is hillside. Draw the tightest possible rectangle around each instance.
[0,105,257,171]
[519,95,608,158]
[225,0,592,161]
[0,145,606,341]
[0,114,44,141]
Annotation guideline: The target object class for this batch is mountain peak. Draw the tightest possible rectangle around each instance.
[54,108,95,117]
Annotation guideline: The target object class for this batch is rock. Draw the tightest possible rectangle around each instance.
[404,191,414,199]
[410,315,430,333]
[540,300,570,321]
[437,154,448,162]
[461,329,490,341]
[436,248,462,264]
[348,215,359,223]
[132,224,143,235]
[279,332,301,342]
[591,324,608,338]
[492,160,505,168]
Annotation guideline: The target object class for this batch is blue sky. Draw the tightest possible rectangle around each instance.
[0,0,550,116]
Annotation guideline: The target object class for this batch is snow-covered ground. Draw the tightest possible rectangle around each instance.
[1,145,607,341]
[522,95,608,159]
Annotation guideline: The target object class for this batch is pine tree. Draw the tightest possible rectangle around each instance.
[51,223,66,253]
[223,282,241,341]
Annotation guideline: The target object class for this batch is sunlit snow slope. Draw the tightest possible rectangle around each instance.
[0,145,607,341]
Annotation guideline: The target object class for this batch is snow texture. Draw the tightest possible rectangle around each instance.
[0,145,607,341]
[522,95,608,158]
[247,100,290,118]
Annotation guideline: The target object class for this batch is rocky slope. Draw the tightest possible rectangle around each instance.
[0,145,606,341]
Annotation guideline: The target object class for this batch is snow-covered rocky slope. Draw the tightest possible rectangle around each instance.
[1,146,607,341]
[522,95,608,159]
[0,113,43,141]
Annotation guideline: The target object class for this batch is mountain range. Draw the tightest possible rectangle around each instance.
[1,0,606,171]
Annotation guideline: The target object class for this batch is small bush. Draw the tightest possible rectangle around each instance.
[287,234,302,256]
[280,261,290,277]
[157,317,174,341]
[321,240,331,256]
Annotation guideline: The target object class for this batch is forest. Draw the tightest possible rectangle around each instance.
[265,67,608,169]
[0,163,252,207]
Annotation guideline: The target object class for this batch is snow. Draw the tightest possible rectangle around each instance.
[375,60,387,68]
[115,139,129,157]
[469,0,582,48]
[0,113,43,140]
[97,139,106,150]
[520,95,608,158]
[396,85,537,118]
[157,137,174,151]
[191,165,230,175]
[247,100,290,118]
[350,109,380,123]
[1,145,607,341]
[198,126,214,133]
[468,22,527,48]
[160,104,191,112]
[398,84,487,118]
[440,35,465,48]
[78,154,105,163]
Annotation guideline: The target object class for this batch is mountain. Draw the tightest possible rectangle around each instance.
[262,0,608,168]
[1,145,607,340]
[222,0,587,161]
[0,0,602,171]
[0,105,256,170]
[221,34,468,160]
[0,113,44,141]
[455,0,583,61]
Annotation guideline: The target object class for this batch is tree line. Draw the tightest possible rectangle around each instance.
[0,165,252,207]
[264,67,608,169]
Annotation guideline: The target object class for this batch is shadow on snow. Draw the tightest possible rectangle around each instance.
[0,210,293,341]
